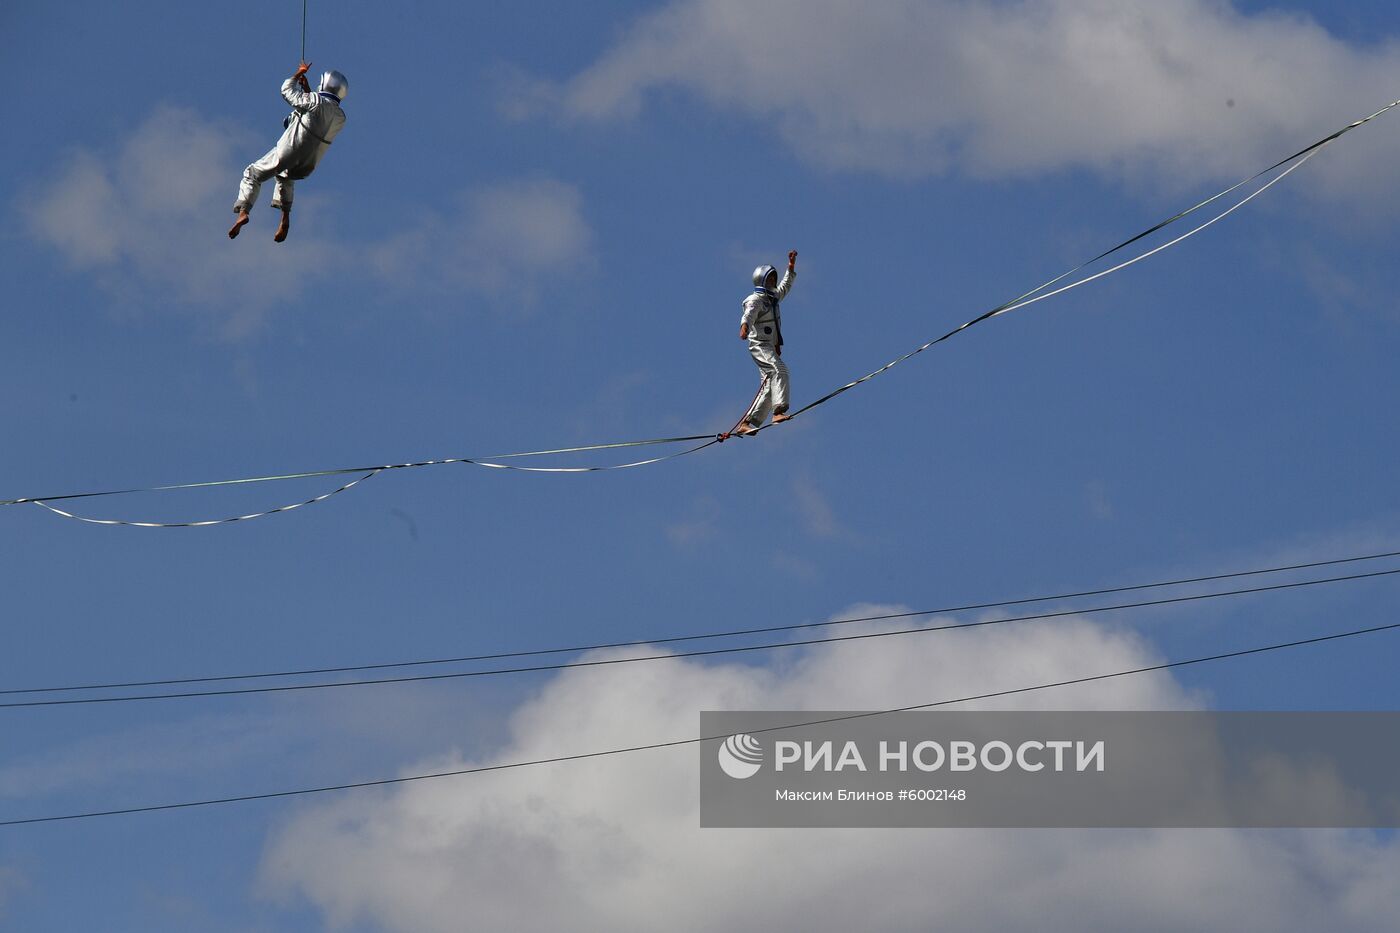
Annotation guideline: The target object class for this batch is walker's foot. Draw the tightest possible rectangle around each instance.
[733,423,760,436]
[227,212,250,239]
[771,412,792,423]
[273,211,290,243]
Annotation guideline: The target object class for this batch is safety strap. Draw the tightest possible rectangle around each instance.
[750,290,783,345]
[292,110,333,147]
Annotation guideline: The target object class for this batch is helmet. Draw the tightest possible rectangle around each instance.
[318,69,349,101]
[752,264,777,289]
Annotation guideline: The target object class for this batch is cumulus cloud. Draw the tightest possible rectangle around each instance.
[259,609,1400,932]
[26,111,595,336]
[368,177,595,303]
[527,0,1400,197]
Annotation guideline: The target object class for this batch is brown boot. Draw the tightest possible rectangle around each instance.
[273,208,291,243]
[227,211,250,239]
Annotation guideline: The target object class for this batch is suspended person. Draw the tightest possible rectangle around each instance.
[730,250,798,436]
[228,62,347,242]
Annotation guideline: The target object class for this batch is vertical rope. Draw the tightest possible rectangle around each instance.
[300,0,308,62]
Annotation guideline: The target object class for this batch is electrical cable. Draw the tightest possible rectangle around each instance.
[6,545,1399,697]
[3,617,1394,827]
[3,563,1395,709]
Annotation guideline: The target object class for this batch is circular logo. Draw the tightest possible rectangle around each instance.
[717,733,764,779]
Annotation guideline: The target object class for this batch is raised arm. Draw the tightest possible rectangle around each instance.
[280,61,317,111]
[773,249,797,300]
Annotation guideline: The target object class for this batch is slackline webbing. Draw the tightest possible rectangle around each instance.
[6,97,1397,527]
[30,471,381,527]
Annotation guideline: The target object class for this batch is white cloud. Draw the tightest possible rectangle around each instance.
[0,866,26,918]
[26,111,595,336]
[26,107,334,339]
[1087,478,1114,521]
[530,0,1400,198]
[665,496,721,548]
[0,685,510,807]
[259,609,1400,932]
[369,177,594,305]
[791,473,840,538]
[0,714,286,800]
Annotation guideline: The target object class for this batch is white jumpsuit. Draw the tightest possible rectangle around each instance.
[233,78,345,215]
[739,268,795,427]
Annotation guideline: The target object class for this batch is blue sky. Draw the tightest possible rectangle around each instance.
[5,1,1400,929]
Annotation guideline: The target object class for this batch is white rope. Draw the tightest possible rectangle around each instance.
[783,145,1327,420]
[32,471,380,528]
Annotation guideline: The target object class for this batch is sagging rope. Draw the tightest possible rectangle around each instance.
[17,438,724,528]
[31,471,380,528]
[6,97,1397,527]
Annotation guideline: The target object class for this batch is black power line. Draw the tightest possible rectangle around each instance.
[4,563,1397,710]
[3,618,1395,827]
[9,547,1399,698]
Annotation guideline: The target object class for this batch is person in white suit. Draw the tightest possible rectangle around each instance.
[229,62,347,242]
[732,250,798,436]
